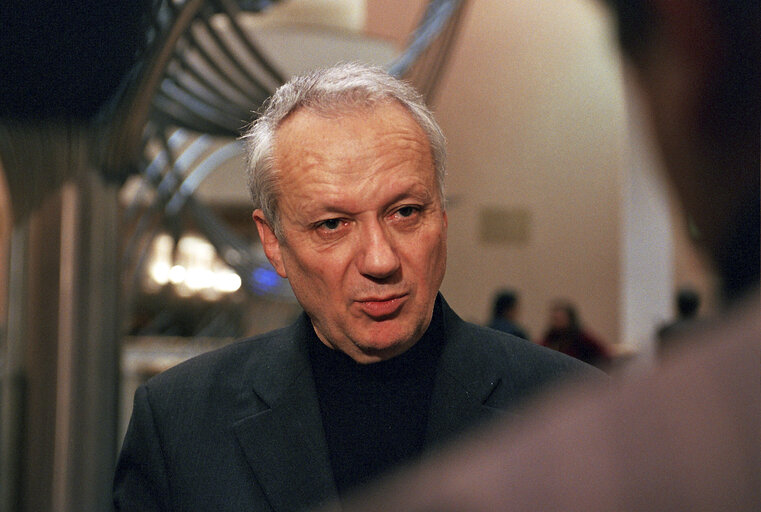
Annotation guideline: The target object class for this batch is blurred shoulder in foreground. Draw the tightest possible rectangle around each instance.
[335,294,760,511]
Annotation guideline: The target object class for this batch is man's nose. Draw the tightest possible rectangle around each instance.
[356,221,401,279]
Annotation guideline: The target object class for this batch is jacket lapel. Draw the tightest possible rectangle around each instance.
[426,370,496,445]
[232,316,337,512]
[425,298,516,448]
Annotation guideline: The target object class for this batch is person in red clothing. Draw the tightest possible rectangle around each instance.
[540,299,611,368]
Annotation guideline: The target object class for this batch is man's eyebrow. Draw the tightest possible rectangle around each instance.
[297,180,436,220]
[384,184,435,206]
[299,199,357,220]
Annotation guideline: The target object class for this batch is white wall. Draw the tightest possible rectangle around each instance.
[423,0,628,344]
[618,76,673,353]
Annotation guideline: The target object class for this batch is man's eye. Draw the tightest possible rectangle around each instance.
[319,219,342,230]
[396,206,418,218]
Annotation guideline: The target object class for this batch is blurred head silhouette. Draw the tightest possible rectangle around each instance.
[604,0,759,301]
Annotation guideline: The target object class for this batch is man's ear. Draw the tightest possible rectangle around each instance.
[253,210,287,278]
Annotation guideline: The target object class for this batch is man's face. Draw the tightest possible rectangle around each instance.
[254,101,448,364]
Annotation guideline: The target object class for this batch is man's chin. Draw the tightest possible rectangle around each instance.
[352,335,417,364]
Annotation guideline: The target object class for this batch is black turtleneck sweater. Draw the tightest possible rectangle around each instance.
[307,298,446,496]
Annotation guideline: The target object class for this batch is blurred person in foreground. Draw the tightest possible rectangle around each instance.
[488,289,530,340]
[335,0,759,510]
[113,63,600,511]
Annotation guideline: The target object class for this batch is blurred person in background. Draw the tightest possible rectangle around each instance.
[540,299,611,368]
[657,286,702,352]
[488,289,529,340]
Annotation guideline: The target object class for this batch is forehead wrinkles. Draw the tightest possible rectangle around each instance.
[273,104,434,191]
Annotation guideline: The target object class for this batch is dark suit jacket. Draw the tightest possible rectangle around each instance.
[113,296,596,511]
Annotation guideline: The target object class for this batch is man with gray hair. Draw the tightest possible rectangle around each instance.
[113,63,596,511]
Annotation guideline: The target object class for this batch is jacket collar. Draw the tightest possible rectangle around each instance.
[232,315,337,512]
[425,296,510,449]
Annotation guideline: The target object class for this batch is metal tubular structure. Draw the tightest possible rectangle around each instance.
[0,1,468,510]
[118,0,468,311]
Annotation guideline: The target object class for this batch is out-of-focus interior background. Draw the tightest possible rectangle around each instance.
[0,1,716,510]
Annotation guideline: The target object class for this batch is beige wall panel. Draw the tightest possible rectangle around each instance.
[423,1,626,344]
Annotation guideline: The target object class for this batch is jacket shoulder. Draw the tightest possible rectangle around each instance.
[457,317,593,368]
[442,305,604,403]
[140,320,303,408]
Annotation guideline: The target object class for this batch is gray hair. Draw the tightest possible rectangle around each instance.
[242,62,447,239]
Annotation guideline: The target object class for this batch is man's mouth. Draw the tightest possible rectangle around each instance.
[356,294,407,318]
